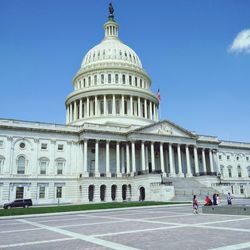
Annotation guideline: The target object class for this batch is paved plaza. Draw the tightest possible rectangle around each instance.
[1,205,250,250]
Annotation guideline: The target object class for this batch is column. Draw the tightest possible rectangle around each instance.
[66,106,69,124]
[138,97,141,117]
[156,105,159,121]
[79,99,82,119]
[149,101,152,120]
[104,95,107,115]
[150,142,155,172]
[126,143,130,174]
[153,103,156,121]
[209,149,214,173]
[145,145,149,171]
[144,99,148,119]
[168,143,175,177]
[130,96,133,116]
[121,145,125,174]
[160,142,165,175]
[116,141,121,177]
[112,95,116,115]
[177,144,184,177]
[121,95,124,115]
[194,146,199,175]
[106,140,111,177]
[186,145,192,177]
[95,140,100,177]
[202,148,207,173]
[131,141,136,175]
[69,103,72,122]
[95,96,98,116]
[74,101,77,120]
[141,141,146,172]
[83,139,88,176]
[86,97,90,117]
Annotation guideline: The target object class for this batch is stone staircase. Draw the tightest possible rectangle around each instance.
[164,177,221,202]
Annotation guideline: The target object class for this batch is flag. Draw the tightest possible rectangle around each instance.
[157,89,161,101]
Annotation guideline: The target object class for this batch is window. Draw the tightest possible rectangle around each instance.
[101,74,104,84]
[17,156,25,174]
[116,100,120,114]
[122,74,126,84]
[129,76,132,85]
[115,74,118,84]
[41,143,47,150]
[94,75,97,85]
[108,100,112,114]
[240,185,244,194]
[56,187,62,198]
[237,166,242,178]
[247,157,249,161]
[39,186,46,199]
[19,142,25,149]
[140,79,142,88]
[100,101,104,115]
[220,166,224,177]
[88,76,91,86]
[57,162,63,175]
[219,155,222,160]
[227,155,230,160]
[228,168,232,178]
[108,74,111,83]
[0,140,3,148]
[40,161,47,175]
[135,77,137,86]
[58,144,64,151]
[236,156,239,161]
[124,100,128,115]
[83,78,86,87]
[16,187,24,199]
[248,167,250,178]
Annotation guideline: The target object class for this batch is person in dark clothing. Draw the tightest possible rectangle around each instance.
[212,193,217,205]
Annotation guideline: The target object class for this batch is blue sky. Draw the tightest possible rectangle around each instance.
[0,0,250,142]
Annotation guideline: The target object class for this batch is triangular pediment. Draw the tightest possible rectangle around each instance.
[132,120,196,138]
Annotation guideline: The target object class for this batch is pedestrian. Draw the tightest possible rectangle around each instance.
[193,195,198,214]
[204,196,212,206]
[216,194,221,205]
[227,192,232,205]
[212,193,217,205]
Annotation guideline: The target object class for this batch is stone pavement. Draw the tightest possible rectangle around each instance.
[1,205,250,250]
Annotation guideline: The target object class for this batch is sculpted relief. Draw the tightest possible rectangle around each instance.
[157,124,173,135]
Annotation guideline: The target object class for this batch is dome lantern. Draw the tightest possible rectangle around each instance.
[104,3,119,39]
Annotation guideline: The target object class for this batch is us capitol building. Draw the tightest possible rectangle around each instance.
[0,6,250,205]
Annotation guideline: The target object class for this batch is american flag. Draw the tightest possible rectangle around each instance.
[157,89,161,101]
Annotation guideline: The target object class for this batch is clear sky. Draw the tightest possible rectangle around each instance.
[0,0,250,142]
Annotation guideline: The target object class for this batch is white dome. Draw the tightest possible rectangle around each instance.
[81,20,142,69]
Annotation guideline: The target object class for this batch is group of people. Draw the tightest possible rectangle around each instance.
[192,192,233,214]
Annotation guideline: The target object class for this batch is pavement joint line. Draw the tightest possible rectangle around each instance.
[18,219,140,250]
[208,241,250,250]
[0,203,190,220]
[92,225,185,237]
[57,220,125,228]
[0,238,75,249]
[192,224,250,233]
[195,216,250,226]
[0,227,42,234]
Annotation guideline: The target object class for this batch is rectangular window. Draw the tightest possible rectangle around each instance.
[247,157,249,161]
[100,101,104,115]
[88,76,91,86]
[227,155,230,160]
[94,75,97,85]
[116,100,120,114]
[39,186,46,199]
[16,187,24,199]
[135,77,137,86]
[122,74,126,84]
[0,140,3,148]
[140,79,142,88]
[41,143,47,150]
[108,100,112,114]
[228,168,232,178]
[108,74,111,83]
[40,162,46,175]
[129,76,132,85]
[56,186,62,198]
[83,78,86,87]
[240,185,244,194]
[101,74,104,84]
[219,155,222,160]
[57,162,63,175]
[115,74,119,84]
[58,144,64,151]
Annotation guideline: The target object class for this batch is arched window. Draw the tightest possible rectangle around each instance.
[17,156,25,174]
[100,185,106,201]
[0,156,5,174]
[111,185,117,201]
[237,165,242,178]
[88,185,95,202]
[122,74,126,84]
[39,157,49,175]
[55,158,65,175]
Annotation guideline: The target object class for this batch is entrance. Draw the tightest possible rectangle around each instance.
[88,185,94,202]
[139,186,145,201]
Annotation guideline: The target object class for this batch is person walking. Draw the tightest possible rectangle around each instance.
[193,195,198,214]
[216,194,221,205]
[212,193,217,205]
[227,192,233,205]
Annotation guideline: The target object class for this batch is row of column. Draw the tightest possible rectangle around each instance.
[66,95,158,123]
[82,140,216,177]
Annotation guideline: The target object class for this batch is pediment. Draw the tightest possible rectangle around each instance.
[132,120,195,138]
